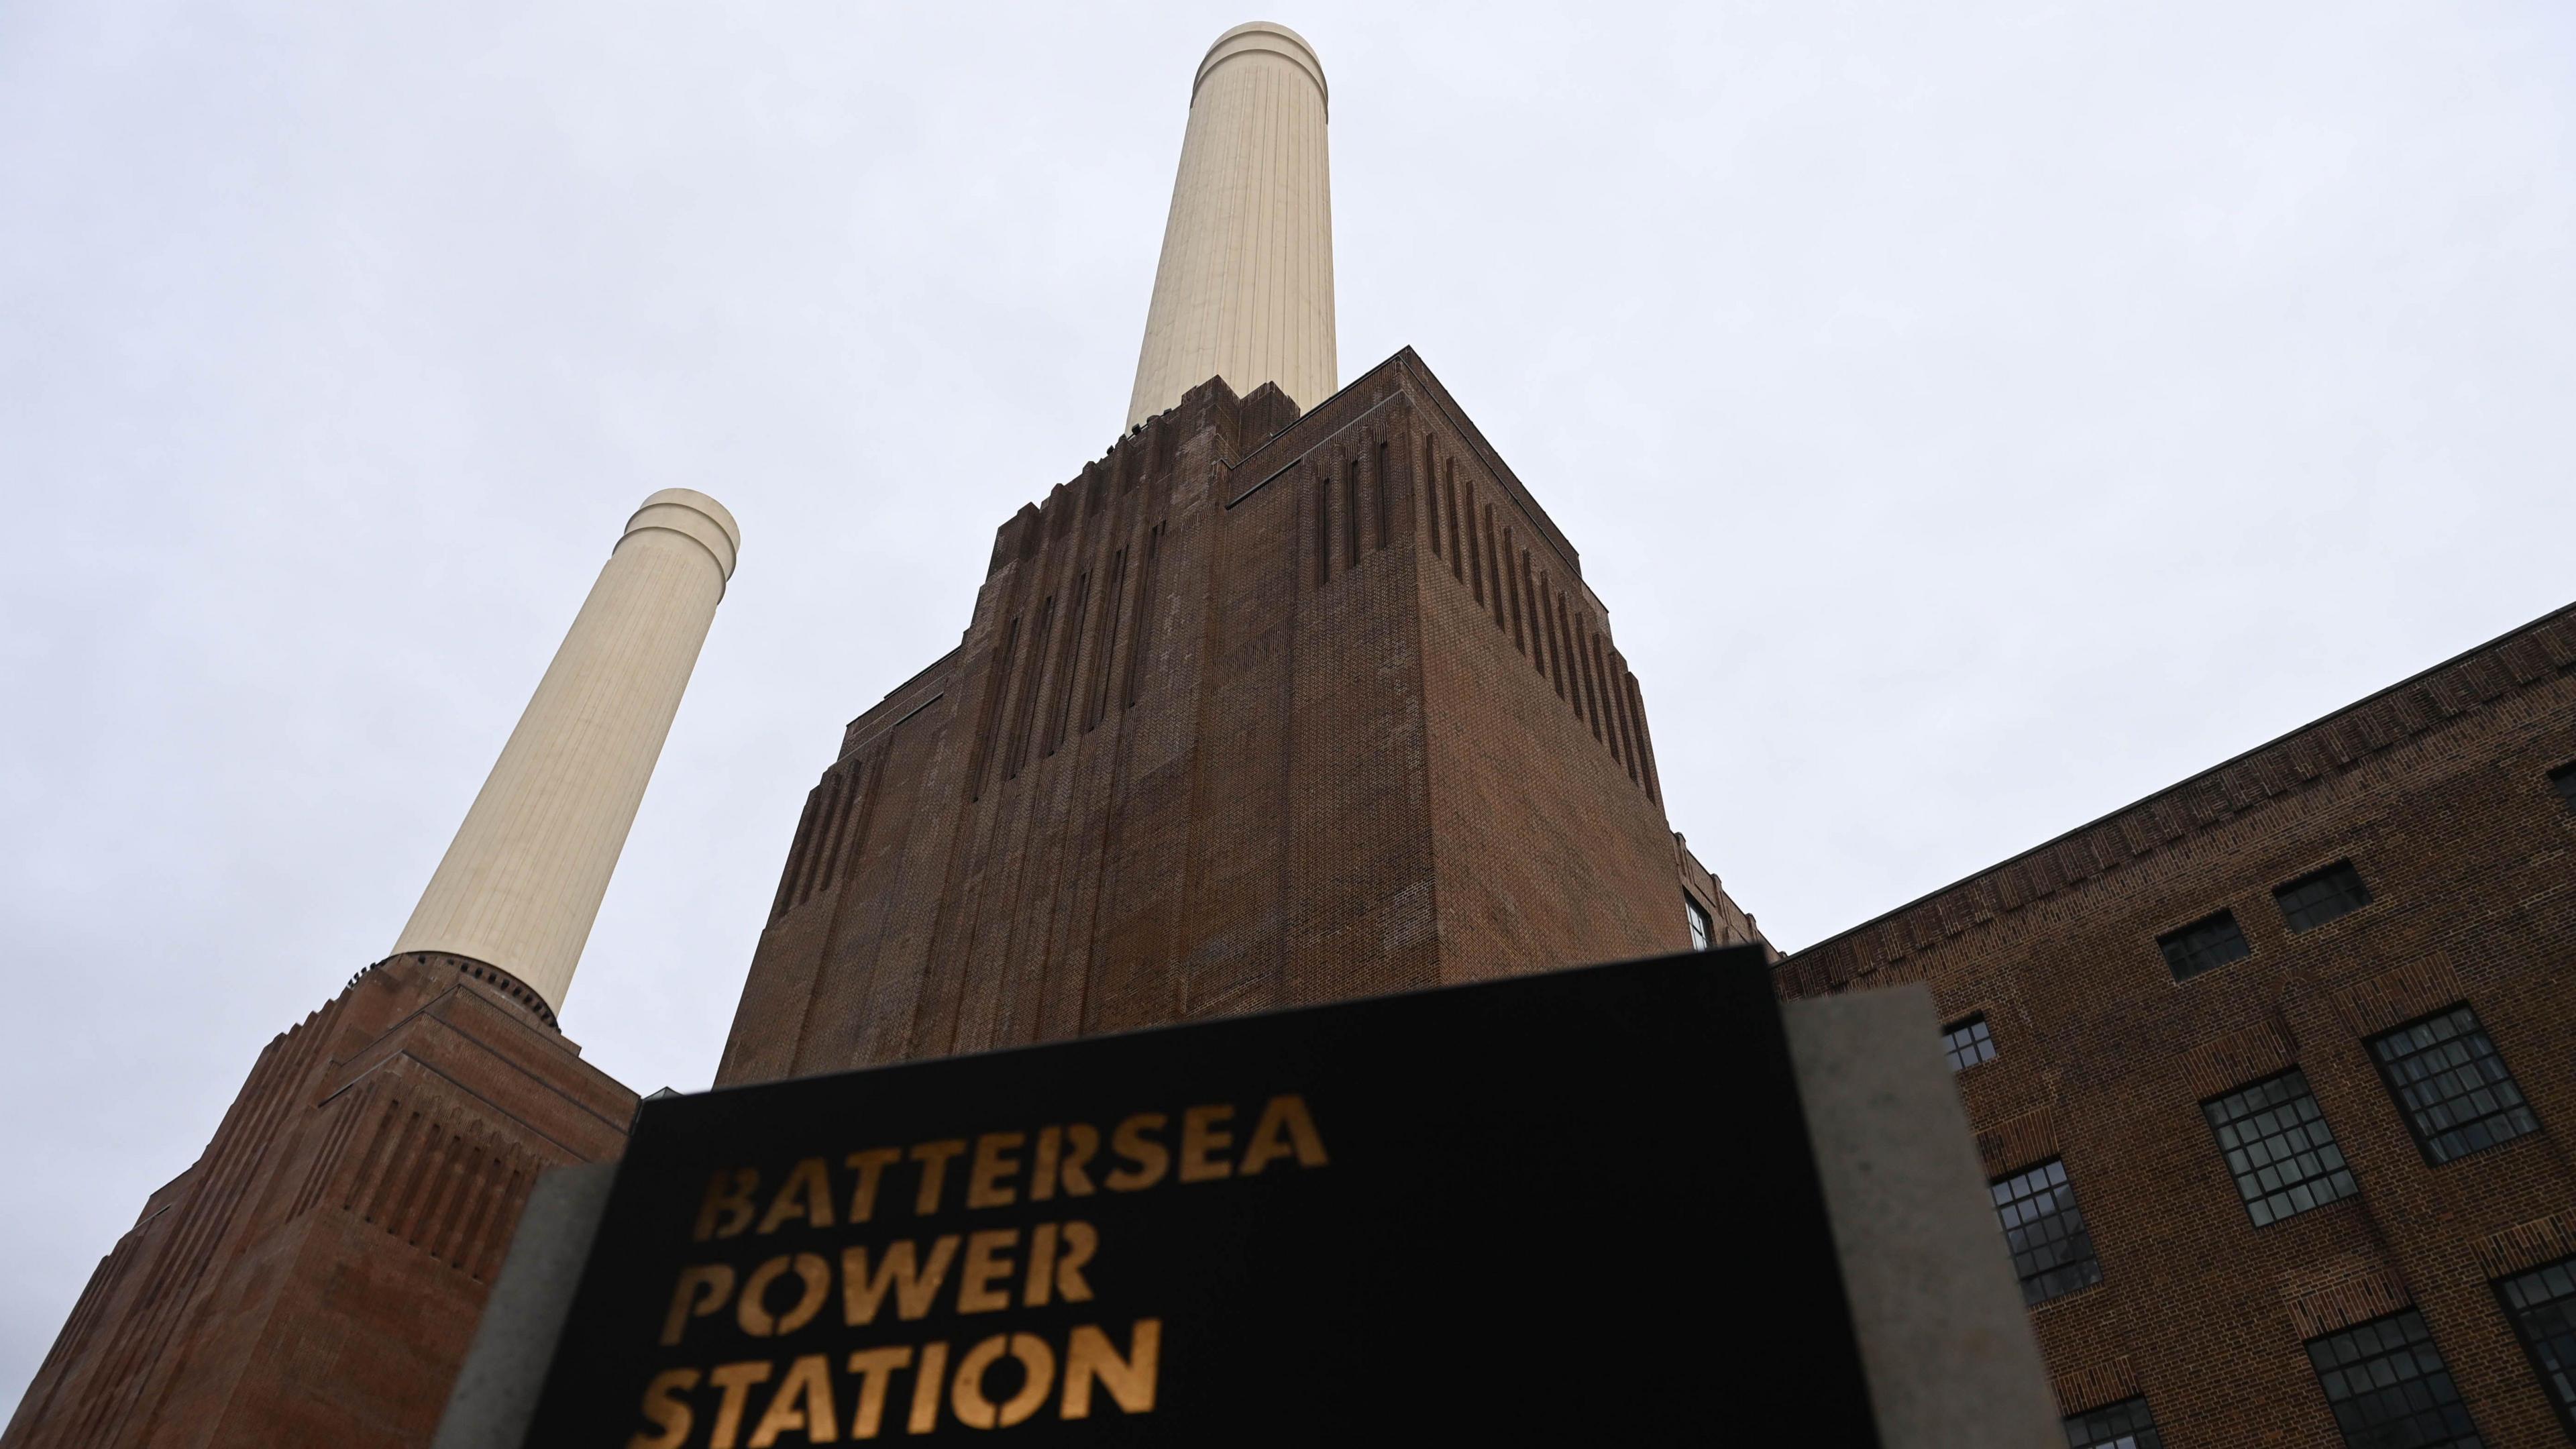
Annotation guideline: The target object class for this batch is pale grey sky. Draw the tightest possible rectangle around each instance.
[3,0,2571,1409]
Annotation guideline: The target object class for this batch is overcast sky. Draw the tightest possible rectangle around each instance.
[3,0,2571,1409]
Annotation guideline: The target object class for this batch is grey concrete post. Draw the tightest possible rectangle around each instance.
[431,1163,616,1449]
[1785,987,2063,1447]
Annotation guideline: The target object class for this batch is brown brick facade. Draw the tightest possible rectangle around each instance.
[715,350,1754,1085]
[2,954,635,1449]
[1779,606,2576,1446]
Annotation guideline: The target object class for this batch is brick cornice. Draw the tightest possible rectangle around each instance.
[1780,601,2576,994]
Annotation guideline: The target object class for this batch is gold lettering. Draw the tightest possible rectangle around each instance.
[908,1342,949,1434]
[1057,1124,1099,1195]
[627,1367,700,1449]
[737,1253,831,1338]
[1030,1126,1061,1202]
[659,1265,737,1347]
[1105,1114,1168,1191]
[1178,1104,1235,1182]
[757,1157,836,1234]
[1061,1320,1161,1418]
[841,1236,959,1325]
[844,1346,912,1440]
[843,1148,900,1224]
[951,1334,1056,1430]
[965,1132,1025,1209]
[957,1229,1018,1313]
[695,1167,759,1241]
[1053,1222,1097,1303]
[1023,1223,1057,1307]
[706,1360,774,1449]
[1240,1094,1329,1174]
[747,1353,839,1447]
[909,1140,968,1215]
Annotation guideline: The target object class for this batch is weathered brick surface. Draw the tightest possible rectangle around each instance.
[3,954,635,1449]
[1779,606,2576,1446]
[716,350,1737,1083]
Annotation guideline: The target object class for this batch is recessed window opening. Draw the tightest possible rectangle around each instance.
[2550,761,2576,808]
[1942,1016,1996,1073]
[2369,1004,2539,1165]
[2274,861,2372,932]
[1991,1159,2102,1306]
[2304,1311,2483,1448]
[2495,1255,2576,1436]
[1684,896,1713,952]
[2159,910,2252,981]
[2061,1396,2164,1449]
[2201,1069,2356,1225]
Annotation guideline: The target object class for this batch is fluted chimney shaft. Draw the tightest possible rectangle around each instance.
[392,488,739,1012]
[1126,21,1335,427]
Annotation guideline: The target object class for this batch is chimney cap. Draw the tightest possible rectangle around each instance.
[624,488,742,581]
[1194,21,1326,113]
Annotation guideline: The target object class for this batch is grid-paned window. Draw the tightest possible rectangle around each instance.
[2305,1310,2484,1448]
[2550,761,2576,808]
[2275,861,2372,932]
[1943,1015,1996,1073]
[1992,1159,2102,1305]
[2368,1005,2540,1165]
[2159,910,2252,981]
[1684,896,1713,951]
[2062,1396,2163,1449]
[2202,1069,2357,1226]
[2496,1255,2576,1435]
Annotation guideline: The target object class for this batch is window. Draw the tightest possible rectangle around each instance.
[1991,1159,2102,1305]
[2275,861,2372,932]
[2159,910,2252,981]
[1943,1015,1996,1073]
[2202,1069,2357,1225]
[2305,1310,2484,1448]
[2062,1396,2163,1449]
[2551,761,2576,808]
[2496,1255,2576,1435]
[2368,1005,2540,1165]
[1684,895,1713,951]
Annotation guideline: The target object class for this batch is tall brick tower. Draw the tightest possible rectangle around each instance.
[717,23,1759,1084]
[5,492,739,1448]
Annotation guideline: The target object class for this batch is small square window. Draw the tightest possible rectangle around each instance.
[2550,761,2576,808]
[1943,1015,1996,1073]
[2496,1255,2576,1437]
[2274,861,2372,932]
[1684,896,1713,951]
[2305,1310,2484,1448]
[2159,910,2252,981]
[2202,1069,2356,1226]
[1990,1159,2102,1305]
[2062,1395,2163,1449]
[2368,1004,2540,1165]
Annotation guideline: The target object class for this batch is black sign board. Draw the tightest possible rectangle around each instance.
[527,947,1881,1444]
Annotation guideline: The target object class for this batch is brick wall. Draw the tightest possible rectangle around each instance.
[2,955,635,1449]
[1779,606,2576,1446]
[716,349,1707,1085]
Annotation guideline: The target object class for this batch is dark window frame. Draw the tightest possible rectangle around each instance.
[2493,1254,2576,1440]
[1943,1014,1997,1073]
[2061,1395,2164,1449]
[2159,909,2253,982]
[2200,1068,2357,1226]
[2273,860,2373,934]
[1990,1157,2104,1307]
[2367,1003,2540,1167]
[2303,1309,2485,1448]
[1683,894,1713,951]
[2548,760,2576,809]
